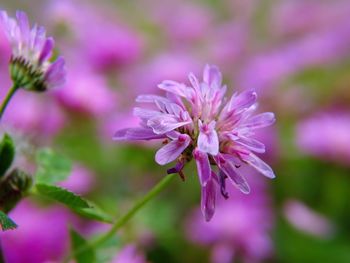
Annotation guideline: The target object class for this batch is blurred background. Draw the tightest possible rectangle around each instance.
[0,0,350,262]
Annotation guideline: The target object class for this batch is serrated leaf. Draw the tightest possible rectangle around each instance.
[70,228,96,263]
[0,211,17,231]
[35,184,90,209]
[35,148,72,184]
[0,133,15,177]
[74,204,113,224]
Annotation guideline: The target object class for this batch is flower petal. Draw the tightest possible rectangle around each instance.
[44,56,66,88]
[38,37,54,64]
[136,94,170,104]
[214,155,250,194]
[244,153,276,179]
[16,11,30,45]
[234,136,266,153]
[244,112,276,129]
[148,114,191,134]
[201,175,216,222]
[230,89,257,113]
[158,80,187,97]
[198,120,219,155]
[203,64,222,88]
[113,128,165,141]
[194,148,211,186]
[133,107,161,120]
[155,134,191,165]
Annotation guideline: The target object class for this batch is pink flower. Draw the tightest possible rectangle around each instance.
[1,201,70,263]
[114,65,275,221]
[186,174,274,263]
[296,111,350,165]
[55,67,116,117]
[58,165,95,195]
[0,10,65,91]
[111,244,147,263]
[283,200,335,239]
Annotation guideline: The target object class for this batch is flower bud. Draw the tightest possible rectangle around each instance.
[0,169,32,213]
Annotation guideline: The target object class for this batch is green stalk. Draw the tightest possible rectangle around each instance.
[65,173,177,262]
[0,85,18,120]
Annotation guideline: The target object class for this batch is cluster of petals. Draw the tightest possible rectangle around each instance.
[114,64,275,221]
[0,10,65,90]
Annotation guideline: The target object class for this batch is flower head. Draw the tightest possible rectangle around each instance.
[114,64,276,221]
[0,10,65,91]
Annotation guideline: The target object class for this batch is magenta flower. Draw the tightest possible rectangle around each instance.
[186,173,274,263]
[114,64,275,221]
[0,10,65,91]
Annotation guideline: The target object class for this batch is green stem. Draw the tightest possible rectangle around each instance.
[65,173,177,262]
[0,85,18,120]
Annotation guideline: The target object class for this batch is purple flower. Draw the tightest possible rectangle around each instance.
[114,64,275,221]
[296,111,350,165]
[111,244,147,263]
[1,201,70,263]
[186,173,274,263]
[0,10,65,91]
[283,199,335,239]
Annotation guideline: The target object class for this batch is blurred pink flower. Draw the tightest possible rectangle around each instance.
[296,111,350,165]
[55,67,116,117]
[186,173,274,263]
[152,1,212,42]
[2,90,65,137]
[47,0,142,71]
[238,23,350,90]
[111,244,147,263]
[121,52,201,97]
[82,24,142,71]
[271,0,350,37]
[59,164,95,195]
[1,201,70,263]
[284,199,335,238]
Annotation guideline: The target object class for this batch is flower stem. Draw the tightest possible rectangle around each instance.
[0,85,18,120]
[65,173,177,261]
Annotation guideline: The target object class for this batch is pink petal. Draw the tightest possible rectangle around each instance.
[133,107,161,120]
[148,114,191,134]
[214,155,250,194]
[230,89,257,113]
[155,134,191,165]
[38,37,54,64]
[113,128,165,141]
[136,94,170,104]
[16,11,30,45]
[244,153,276,179]
[193,148,211,186]
[201,175,216,222]
[158,80,187,97]
[198,120,219,155]
[244,112,276,129]
[203,64,222,88]
[234,135,266,153]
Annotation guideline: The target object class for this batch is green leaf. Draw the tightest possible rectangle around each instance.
[35,148,72,184]
[74,204,113,224]
[0,133,15,177]
[70,228,96,263]
[35,184,90,209]
[0,210,17,231]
